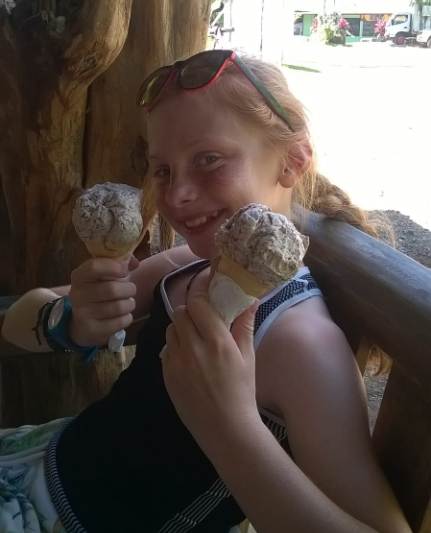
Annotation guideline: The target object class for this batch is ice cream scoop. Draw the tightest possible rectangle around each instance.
[73,182,146,352]
[73,182,145,260]
[209,203,309,327]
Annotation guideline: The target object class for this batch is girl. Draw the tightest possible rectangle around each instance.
[1,50,411,533]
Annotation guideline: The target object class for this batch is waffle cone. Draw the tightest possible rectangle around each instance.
[216,255,272,298]
[84,228,146,260]
[84,241,136,260]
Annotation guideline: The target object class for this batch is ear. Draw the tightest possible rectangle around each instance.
[279,142,313,189]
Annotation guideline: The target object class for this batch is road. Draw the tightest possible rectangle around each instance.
[283,39,431,229]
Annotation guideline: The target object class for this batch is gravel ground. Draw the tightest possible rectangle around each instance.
[371,209,431,268]
[363,209,430,432]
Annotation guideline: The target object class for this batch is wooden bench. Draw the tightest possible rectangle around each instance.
[1,212,431,532]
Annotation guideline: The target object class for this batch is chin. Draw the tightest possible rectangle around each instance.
[187,240,217,261]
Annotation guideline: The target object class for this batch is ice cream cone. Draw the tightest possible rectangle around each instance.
[208,255,272,328]
[216,255,272,298]
[84,241,135,261]
[83,230,146,352]
[208,272,255,328]
[72,182,148,353]
[208,203,309,327]
[83,228,146,261]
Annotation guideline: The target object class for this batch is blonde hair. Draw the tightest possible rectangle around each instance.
[207,56,384,237]
[148,54,392,372]
[208,56,393,373]
[151,56,382,242]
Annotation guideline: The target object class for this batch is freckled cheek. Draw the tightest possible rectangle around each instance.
[208,165,250,187]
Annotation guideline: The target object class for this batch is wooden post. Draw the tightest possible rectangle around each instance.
[373,365,431,532]
[0,0,211,425]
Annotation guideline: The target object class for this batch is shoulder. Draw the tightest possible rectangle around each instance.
[256,302,408,533]
[256,299,365,421]
[257,295,348,367]
[129,245,199,317]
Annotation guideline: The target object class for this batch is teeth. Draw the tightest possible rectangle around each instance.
[185,210,219,229]
[186,216,208,228]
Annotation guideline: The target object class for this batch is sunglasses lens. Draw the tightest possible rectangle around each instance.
[138,67,171,106]
[180,51,229,88]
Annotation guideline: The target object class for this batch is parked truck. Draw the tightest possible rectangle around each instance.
[416,28,431,47]
[385,5,431,46]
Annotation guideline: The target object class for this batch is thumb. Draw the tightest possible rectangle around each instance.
[230,301,259,357]
[128,254,140,271]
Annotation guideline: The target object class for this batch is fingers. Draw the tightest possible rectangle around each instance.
[128,255,140,271]
[68,257,139,347]
[230,302,259,358]
[166,322,180,351]
[163,323,180,364]
[186,271,227,339]
[83,297,136,320]
[187,296,227,340]
[159,344,168,362]
[186,268,211,298]
[171,305,202,343]
[69,312,134,346]
[71,257,132,284]
[72,280,136,304]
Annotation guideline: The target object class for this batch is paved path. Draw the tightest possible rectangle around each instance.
[283,40,431,229]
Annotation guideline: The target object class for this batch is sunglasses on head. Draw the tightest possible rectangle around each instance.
[137,49,293,131]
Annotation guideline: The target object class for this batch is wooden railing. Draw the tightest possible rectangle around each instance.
[299,211,431,533]
[1,212,431,531]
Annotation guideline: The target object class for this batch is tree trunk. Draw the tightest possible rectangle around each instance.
[0,0,211,425]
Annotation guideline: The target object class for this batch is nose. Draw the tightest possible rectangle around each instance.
[163,170,199,207]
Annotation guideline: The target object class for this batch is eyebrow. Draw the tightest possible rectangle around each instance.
[148,136,240,162]
[185,136,236,149]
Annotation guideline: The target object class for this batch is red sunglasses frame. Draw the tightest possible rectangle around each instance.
[137,50,293,130]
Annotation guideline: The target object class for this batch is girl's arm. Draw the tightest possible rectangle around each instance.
[162,272,412,533]
[1,286,70,353]
[1,245,196,353]
[256,304,411,533]
[199,410,378,533]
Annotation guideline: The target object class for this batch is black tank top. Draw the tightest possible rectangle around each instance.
[45,261,321,533]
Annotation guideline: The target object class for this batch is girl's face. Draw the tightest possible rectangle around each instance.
[147,90,290,258]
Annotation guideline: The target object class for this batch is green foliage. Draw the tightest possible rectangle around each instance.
[410,0,431,7]
[317,13,350,45]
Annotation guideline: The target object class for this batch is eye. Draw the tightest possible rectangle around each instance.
[196,153,221,167]
[152,165,170,181]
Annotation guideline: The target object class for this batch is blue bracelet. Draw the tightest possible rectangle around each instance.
[43,296,99,363]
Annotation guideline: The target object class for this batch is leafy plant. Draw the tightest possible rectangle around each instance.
[318,13,351,45]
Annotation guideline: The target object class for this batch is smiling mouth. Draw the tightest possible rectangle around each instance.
[183,210,222,230]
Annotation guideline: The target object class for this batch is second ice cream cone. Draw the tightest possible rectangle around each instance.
[216,255,271,298]
[208,255,273,328]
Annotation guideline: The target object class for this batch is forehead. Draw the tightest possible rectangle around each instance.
[147,90,257,153]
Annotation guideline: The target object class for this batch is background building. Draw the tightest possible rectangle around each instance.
[294,0,411,41]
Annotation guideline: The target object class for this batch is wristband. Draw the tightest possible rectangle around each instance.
[42,296,99,363]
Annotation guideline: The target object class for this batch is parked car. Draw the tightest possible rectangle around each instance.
[417,28,431,47]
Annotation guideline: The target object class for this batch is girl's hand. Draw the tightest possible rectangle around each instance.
[69,256,139,347]
[161,270,259,443]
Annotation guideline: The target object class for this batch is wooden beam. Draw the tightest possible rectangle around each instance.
[373,364,431,532]
[298,210,431,399]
